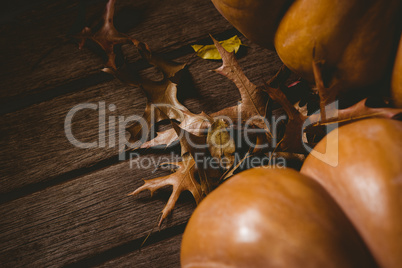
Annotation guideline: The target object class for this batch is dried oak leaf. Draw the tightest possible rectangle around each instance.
[170,120,221,195]
[140,111,212,150]
[264,84,307,153]
[136,42,186,80]
[265,62,402,153]
[76,0,139,69]
[101,42,189,146]
[306,98,402,130]
[131,118,222,226]
[100,36,189,146]
[139,35,270,150]
[210,35,268,127]
[126,79,189,145]
[207,119,236,169]
[129,155,202,227]
[307,60,402,132]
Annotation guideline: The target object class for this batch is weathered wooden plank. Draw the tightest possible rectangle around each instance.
[0,156,193,267]
[0,2,288,268]
[0,0,234,109]
[0,42,282,197]
[0,77,145,196]
[97,233,183,268]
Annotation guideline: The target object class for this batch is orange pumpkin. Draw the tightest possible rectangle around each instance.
[210,0,293,50]
[181,119,402,268]
[181,168,377,268]
[391,34,402,108]
[301,118,402,268]
[212,0,402,101]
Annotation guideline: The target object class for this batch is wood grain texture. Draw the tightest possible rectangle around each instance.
[0,42,281,197]
[0,0,233,112]
[0,0,285,267]
[98,233,183,268]
[0,156,193,267]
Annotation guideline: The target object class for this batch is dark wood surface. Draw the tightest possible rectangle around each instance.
[0,0,283,266]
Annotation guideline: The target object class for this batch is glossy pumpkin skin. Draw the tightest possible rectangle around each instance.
[211,0,293,49]
[301,119,402,268]
[391,34,402,108]
[181,168,377,268]
[274,0,401,100]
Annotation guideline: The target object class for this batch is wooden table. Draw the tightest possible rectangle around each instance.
[0,0,283,266]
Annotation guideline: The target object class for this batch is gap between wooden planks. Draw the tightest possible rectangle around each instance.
[0,0,233,106]
[69,228,184,267]
[0,42,282,198]
[0,42,282,267]
[0,155,192,267]
[0,0,284,266]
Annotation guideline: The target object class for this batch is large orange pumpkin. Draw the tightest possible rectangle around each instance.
[391,34,402,107]
[211,0,293,50]
[301,118,402,268]
[212,0,402,101]
[181,119,402,268]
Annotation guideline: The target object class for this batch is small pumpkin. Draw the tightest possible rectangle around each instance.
[181,119,402,268]
[301,118,402,268]
[274,0,401,100]
[391,34,402,108]
[210,0,293,50]
[212,0,402,102]
[181,168,377,268]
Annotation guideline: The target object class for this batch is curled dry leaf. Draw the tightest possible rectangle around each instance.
[135,42,186,80]
[76,0,189,148]
[132,117,223,226]
[211,35,267,126]
[264,84,307,153]
[141,111,212,150]
[102,42,186,85]
[129,155,202,227]
[307,60,402,140]
[76,0,139,69]
[207,119,236,169]
[170,121,222,195]
[265,63,402,153]
[139,35,270,150]
[307,98,402,130]
[126,79,189,144]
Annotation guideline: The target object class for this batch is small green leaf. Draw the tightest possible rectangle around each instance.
[192,35,242,60]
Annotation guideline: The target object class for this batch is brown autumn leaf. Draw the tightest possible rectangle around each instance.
[127,79,198,147]
[140,111,212,150]
[77,0,185,81]
[210,35,268,131]
[76,0,139,69]
[131,117,223,226]
[207,119,236,169]
[136,42,186,80]
[264,84,307,153]
[264,63,402,153]
[306,60,402,140]
[129,155,202,227]
[137,35,271,150]
[307,98,402,130]
[99,38,189,146]
[170,120,223,195]
[102,47,186,87]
